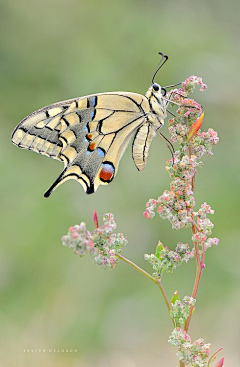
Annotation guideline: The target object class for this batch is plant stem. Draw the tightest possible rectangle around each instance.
[180,361,185,367]
[115,253,157,283]
[184,144,205,333]
[115,253,174,324]
[156,279,173,315]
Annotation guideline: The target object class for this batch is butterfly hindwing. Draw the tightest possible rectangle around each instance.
[12,92,151,195]
[132,122,157,171]
[52,93,149,195]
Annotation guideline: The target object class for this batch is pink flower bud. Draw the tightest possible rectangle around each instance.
[143,211,150,218]
[93,209,99,229]
[215,357,224,367]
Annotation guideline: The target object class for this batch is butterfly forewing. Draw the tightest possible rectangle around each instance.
[11,99,76,161]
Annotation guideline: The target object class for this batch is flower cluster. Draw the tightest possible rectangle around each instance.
[193,203,219,249]
[170,295,196,327]
[144,175,195,229]
[182,76,208,94]
[144,76,219,233]
[168,328,211,366]
[144,241,194,278]
[62,213,127,269]
[168,101,202,145]
[190,128,219,158]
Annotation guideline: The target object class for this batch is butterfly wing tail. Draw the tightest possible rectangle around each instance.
[44,168,68,197]
[44,164,96,197]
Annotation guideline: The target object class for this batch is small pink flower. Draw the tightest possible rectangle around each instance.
[69,226,76,232]
[71,232,78,239]
[184,110,191,117]
[89,240,94,248]
[157,206,163,213]
[109,256,115,267]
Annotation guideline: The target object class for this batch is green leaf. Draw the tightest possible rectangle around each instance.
[171,290,180,305]
[155,241,164,259]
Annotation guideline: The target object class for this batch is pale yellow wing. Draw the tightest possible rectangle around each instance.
[11,92,151,195]
[132,122,157,171]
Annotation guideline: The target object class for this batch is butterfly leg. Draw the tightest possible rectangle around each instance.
[157,130,175,162]
[166,109,177,117]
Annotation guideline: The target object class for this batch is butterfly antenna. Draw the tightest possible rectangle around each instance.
[151,52,168,84]
[157,130,175,164]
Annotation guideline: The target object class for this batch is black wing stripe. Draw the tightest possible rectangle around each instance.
[143,123,150,162]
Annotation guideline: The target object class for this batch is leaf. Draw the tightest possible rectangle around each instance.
[155,241,164,259]
[171,290,180,304]
[188,112,204,140]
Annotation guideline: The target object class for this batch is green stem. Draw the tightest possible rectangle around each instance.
[115,253,174,324]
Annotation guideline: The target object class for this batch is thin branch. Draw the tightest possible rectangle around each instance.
[115,253,174,324]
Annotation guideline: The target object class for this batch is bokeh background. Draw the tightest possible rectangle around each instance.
[1,0,240,366]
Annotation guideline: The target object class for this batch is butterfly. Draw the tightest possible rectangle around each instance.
[11,52,177,197]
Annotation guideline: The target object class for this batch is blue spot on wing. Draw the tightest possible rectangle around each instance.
[90,110,96,120]
[97,148,105,157]
[92,96,97,107]
[102,163,114,173]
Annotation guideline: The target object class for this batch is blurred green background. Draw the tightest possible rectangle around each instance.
[0,0,239,366]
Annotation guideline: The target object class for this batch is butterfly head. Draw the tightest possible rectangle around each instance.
[151,83,167,96]
[144,52,169,126]
[145,82,165,99]
[145,82,167,126]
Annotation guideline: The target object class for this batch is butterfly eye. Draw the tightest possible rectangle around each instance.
[152,83,160,91]
[161,87,167,96]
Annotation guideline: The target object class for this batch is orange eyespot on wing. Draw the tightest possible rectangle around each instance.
[88,142,96,151]
[99,162,115,182]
